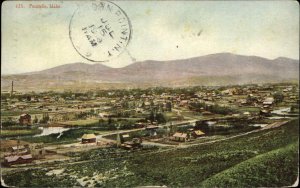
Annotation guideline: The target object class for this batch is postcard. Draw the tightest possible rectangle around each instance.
[1,0,299,187]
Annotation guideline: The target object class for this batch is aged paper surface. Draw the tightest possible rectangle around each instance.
[1,0,299,187]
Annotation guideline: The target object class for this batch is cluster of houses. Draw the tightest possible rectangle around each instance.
[1,83,298,167]
[1,140,49,166]
[171,129,205,142]
[2,84,299,127]
[80,133,143,149]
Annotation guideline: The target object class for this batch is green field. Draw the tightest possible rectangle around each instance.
[1,127,42,137]
[3,119,299,187]
[60,118,142,127]
[1,110,43,117]
[201,142,298,187]
[60,119,100,126]
[21,128,102,144]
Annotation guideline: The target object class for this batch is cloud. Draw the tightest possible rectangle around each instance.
[2,0,299,74]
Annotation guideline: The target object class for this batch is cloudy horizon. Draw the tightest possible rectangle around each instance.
[2,0,299,74]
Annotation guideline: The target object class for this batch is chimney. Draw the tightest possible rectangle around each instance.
[10,81,14,97]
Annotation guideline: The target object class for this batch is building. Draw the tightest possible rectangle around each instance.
[192,130,205,138]
[29,143,46,159]
[202,111,213,116]
[171,132,190,142]
[99,112,113,118]
[81,134,96,144]
[145,125,159,136]
[19,114,31,125]
[260,109,271,116]
[3,154,33,166]
[263,97,275,107]
[121,138,142,150]
[1,140,30,152]
[11,145,28,154]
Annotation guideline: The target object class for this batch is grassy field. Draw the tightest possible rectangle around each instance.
[60,119,99,127]
[201,142,298,187]
[1,110,43,117]
[22,128,102,144]
[3,119,299,187]
[1,128,42,137]
[60,118,142,127]
[237,106,260,113]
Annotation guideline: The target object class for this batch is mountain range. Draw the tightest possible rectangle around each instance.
[1,53,299,91]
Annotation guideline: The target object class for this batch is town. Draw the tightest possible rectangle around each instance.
[1,82,299,187]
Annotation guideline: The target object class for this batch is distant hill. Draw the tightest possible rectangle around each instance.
[1,53,299,91]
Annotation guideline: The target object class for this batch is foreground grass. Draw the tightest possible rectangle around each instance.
[201,142,299,187]
[3,119,299,187]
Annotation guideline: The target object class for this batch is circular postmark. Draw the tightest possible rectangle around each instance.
[69,0,132,62]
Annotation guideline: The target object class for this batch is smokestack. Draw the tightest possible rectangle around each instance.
[10,81,14,97]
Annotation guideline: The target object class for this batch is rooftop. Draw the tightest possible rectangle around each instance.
[81,134,96,139]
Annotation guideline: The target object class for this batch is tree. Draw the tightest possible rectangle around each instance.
[156,113,166,124]
[33,116,38,124]
[108,117,113,125]
[40,113,50,123]
[90,108,95,115]
[273,92,284,103]
[149,110,155,122]
[166,102,172,112]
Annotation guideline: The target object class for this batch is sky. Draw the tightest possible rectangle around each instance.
[1,0,299,74]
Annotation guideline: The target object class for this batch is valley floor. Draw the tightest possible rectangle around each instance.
[2,119,299,187]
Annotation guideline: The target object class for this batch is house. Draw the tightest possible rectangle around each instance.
[122,134,130,141]
[260,109,271,116]
[192,130,205,138]
[243,112,251,116]
[145,125,159,136]
[1,140,30,152]
[116,134,131,146]
[134,122,146,128]
[29,143,46,159]
[99,112,113,118]
[81,134,96,144]
[11,145,28,154]
[19,114,31,125]
[121,138,142,150]
[171,132,190,142]
[179,100,189,107]
[3,154,34,166]
[263,97,275,106]
[202,111,213,116]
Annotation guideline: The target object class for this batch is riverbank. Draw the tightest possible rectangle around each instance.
[1,127,42,138]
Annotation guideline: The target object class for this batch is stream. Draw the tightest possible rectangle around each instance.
[34,127,70,138]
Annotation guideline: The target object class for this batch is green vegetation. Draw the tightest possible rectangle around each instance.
[60,118,142,130]
[118,119,298,187]
[1,128,42,137]
[1,125,42,137]
[22,128,97,144]
[147,111,166,124]
[1,110,42,117]
[67,146,160,161]
[2,169,77,187]
[238,106,260,113]
[62,119,100,127]
[201,142,298,187]
[189,101,237,115]
[3,119,298,187]
[273,92,284,103]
